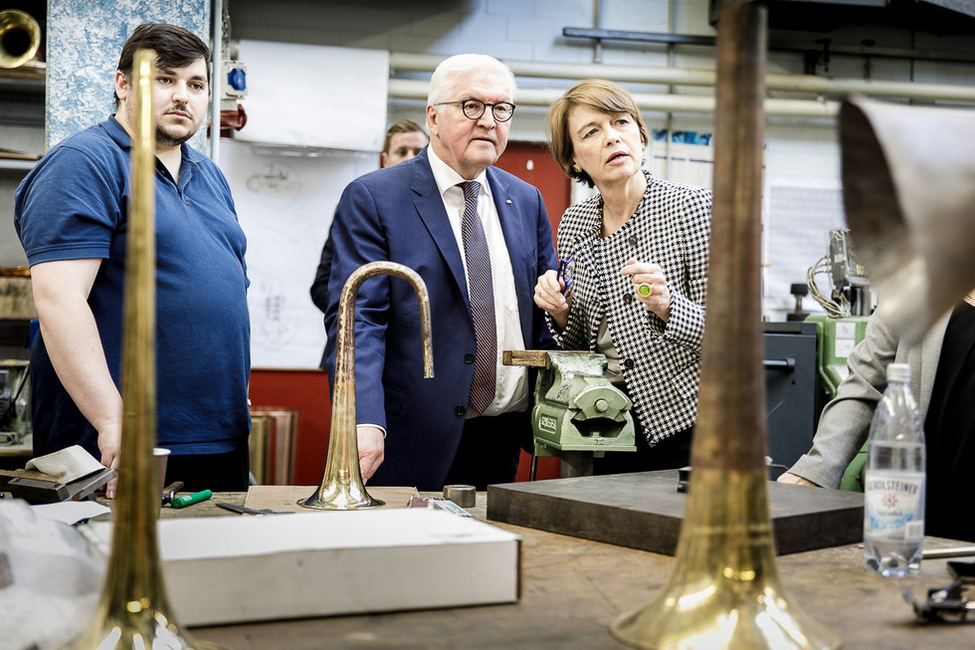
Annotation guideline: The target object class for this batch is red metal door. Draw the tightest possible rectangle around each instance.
[496,141,572,243]
[496,141,571,481]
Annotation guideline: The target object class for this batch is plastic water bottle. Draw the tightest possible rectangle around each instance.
[863,362,926,577]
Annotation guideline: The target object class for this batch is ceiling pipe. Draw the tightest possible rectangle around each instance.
[390,52,975,107]
[388,78,840,118]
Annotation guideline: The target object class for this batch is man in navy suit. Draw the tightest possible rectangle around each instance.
[324,54,557,491]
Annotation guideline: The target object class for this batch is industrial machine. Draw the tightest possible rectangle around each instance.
[0,359,29,444]
[804,229,871,408]
[762,320,817,477]
[804,228,872,490]
[0,276,34,445]
[503,350,636,478]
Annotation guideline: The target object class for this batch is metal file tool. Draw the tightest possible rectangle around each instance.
[215,502,292,516]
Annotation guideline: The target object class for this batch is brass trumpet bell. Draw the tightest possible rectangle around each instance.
[610,470,837,649]
[610,4,838,648]
[0,9,41,69]
[839,96,975,344]
[66,50,203,650]
[300,261,433,511]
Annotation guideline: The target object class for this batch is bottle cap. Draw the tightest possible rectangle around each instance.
[887,362,910,383]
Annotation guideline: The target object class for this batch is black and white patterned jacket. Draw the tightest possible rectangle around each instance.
[548,170,713,444]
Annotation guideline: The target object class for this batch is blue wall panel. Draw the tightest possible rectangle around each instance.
[46,0,210,151]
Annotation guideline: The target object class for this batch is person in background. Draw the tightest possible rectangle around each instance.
[309,119,429,315]
[534,79,712,474]
[379,119,429,169]
[14,23,251,497]
[324,53,557,491]
[778,290,975,543]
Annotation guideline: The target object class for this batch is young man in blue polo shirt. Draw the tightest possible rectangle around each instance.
[14,23,251,497]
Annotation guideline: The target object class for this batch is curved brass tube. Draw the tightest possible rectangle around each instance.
[67,50,203,650]
[301,261,433,510]
[0,9,41,69]
[610,5,839,649]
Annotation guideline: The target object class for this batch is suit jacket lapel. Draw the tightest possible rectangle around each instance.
[412,150,470,304]
[487,167,533,345]
[918,311,950,416]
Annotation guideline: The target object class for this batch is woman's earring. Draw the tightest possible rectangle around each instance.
[572,164,582,173]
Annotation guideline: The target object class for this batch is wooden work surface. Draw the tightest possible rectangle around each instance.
[166,491,975,649]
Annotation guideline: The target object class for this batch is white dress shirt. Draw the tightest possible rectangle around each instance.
[427,146,530,416]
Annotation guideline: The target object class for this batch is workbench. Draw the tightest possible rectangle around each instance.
[164,491,973,649]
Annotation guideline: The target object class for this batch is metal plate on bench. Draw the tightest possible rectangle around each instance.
[486,470,863,556]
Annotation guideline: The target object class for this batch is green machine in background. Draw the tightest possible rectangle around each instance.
[804,229,872,491]
[503,350,636,479]
[805,314,870,491]
[806,315,870,416]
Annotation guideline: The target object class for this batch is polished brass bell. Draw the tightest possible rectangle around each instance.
[65,50,206,650]
[610,5,838,647]
[0,9,41,69]
[840,96,975,343]
[300,261,433,511]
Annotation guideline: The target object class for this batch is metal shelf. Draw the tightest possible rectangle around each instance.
[0,61,46,90]
[0,159,36,172]
[0,64,46,131]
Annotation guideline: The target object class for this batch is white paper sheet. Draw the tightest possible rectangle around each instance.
[31,500,110,526]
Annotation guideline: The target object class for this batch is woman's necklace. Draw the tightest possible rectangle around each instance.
[964,294,975,308]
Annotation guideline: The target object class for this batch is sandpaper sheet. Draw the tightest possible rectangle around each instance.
[486,470,864,555]
[245,485,419,512]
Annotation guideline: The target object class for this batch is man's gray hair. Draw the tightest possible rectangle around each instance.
[427,54,516,107]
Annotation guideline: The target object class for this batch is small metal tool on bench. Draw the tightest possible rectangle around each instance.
[906,561,975,623]
[0,467,116,504]
[215,502,292,516]
[161,481,183,506]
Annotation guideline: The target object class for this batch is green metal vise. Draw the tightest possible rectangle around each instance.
[503,350,636,478]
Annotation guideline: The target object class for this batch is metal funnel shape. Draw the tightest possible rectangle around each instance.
[67,50,210,650]
[610,5,838,648]
[840,96,975,344]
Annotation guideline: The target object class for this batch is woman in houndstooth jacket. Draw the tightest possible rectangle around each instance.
[534,79,713,474]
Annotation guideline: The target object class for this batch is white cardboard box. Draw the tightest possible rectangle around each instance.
[84,508,521,626]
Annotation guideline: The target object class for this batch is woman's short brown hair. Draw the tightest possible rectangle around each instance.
[547,79,648,188]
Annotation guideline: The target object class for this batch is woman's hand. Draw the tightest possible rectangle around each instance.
[534,269,569,331]
[620,259,670,321]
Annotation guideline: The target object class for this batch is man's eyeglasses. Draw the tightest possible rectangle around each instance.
[435,99,516,123]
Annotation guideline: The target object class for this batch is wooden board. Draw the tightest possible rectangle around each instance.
[486,470,864,555]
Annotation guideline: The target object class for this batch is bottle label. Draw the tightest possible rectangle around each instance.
[864,470,924,540]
